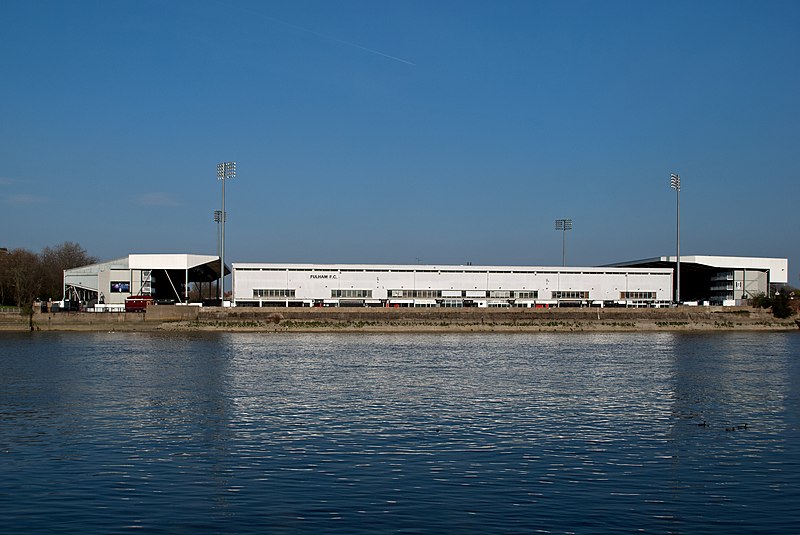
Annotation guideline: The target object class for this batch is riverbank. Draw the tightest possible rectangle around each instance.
[0,305,796,333]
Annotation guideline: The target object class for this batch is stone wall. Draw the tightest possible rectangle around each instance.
[188,305,796,332]
[198,305,766,324]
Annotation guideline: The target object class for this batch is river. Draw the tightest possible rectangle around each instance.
[1,332,798,533]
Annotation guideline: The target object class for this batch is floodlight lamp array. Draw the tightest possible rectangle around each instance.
[217,161,236,180]
[555,219,573,231]
[670,173,681,191]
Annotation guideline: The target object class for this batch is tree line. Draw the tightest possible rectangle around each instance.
[0,242,97,308]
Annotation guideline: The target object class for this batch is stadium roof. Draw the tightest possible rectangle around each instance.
[609,255,788,284]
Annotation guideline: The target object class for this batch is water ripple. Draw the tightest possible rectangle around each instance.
[1,331,798,533]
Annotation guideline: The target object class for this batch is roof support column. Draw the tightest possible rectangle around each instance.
[164,269,182,304]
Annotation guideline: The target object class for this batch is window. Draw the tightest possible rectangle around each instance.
[552,291,589,299]
[389,290,442,298]
[489,290,511,298]
[254,289,296,298]
[331,289,372,298]
[514,291,538,299]
[141,271,152,295]
[620,291,656,300]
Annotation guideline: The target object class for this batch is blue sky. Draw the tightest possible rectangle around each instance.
[1,0,798,282]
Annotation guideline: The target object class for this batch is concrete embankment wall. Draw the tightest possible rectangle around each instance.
[30,311,154,331]
[0,310,30,331]
[7,305,797,332]
[20,305,201,332]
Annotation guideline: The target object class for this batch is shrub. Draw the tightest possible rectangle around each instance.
[750,293,771,309]
[771,292,794,319]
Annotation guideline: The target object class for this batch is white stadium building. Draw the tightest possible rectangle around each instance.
[61,254,788,310]
[232,263,675,308]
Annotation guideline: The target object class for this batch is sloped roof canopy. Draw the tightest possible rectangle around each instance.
[65,254,229,293]
[609,255,788,284]
[64,257,129,292]
[129,254,229,282]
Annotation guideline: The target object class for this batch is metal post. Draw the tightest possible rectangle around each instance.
[217,162,236,302]
[670,173,681,304]
[214,210,223,257]
[221,176,225,300]
[213,209,224,300]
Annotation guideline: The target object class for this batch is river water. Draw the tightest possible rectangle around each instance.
[1,332,798,534]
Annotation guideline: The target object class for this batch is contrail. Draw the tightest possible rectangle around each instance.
[277,18,417,66]
[209,0,416,66]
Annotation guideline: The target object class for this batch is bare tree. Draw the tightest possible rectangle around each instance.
[3,248,42,308]
[0,251,8,306]
[39,242,98,300]
[0,242,97,306]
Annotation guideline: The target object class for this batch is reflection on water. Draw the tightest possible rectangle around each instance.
[1,332,798,533]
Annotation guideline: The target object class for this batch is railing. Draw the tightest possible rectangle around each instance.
[710,284,734,291]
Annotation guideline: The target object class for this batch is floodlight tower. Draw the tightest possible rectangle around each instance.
[213,210,224,300]
[554,219,573,267]
[670,173,681,304]
[217,161,236,301]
